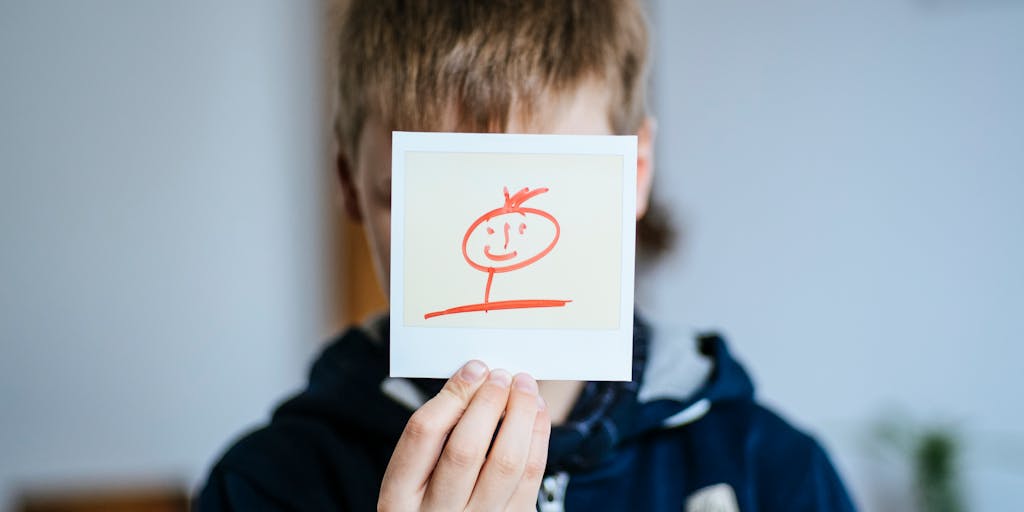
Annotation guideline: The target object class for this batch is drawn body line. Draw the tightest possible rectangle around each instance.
[424,186,572,320]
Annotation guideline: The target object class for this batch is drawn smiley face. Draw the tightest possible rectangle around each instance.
[462,187,560,273]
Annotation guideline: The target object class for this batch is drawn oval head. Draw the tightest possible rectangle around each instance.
[462,187,560,273]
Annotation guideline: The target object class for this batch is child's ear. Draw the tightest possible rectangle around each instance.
[335,152,363,221]
[636,116,657,220]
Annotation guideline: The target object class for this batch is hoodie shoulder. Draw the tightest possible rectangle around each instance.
[644,330,855,511]
[195,325,408,511]
[744,404,856,511]
[197,418,381,511]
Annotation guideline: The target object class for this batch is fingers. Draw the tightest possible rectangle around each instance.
[379,360,489,509]
[505,403,551,512]
[467,373,543,511]
[379,364,550,512]
[422,369,513,509]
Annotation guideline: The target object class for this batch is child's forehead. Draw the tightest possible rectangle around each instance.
[512,80,614,134]
[356,80,612,175]
[377,79,613,137]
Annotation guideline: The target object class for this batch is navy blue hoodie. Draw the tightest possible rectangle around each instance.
[197,315,855,511]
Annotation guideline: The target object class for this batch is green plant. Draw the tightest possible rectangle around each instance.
[872,414,965,512]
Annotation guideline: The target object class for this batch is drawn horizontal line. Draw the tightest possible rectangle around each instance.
[424,299,572,319]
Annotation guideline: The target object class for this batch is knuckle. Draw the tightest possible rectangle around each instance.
[442,442,482,469]
[522,459,547,482]
[475,389,503,409]
[491,452,524,478]
[473,386,508,410]
[404,410,439,440]
[508,394,537,416]
[439,381,471,404]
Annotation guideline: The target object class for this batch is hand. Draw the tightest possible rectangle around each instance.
[378,361,551,511]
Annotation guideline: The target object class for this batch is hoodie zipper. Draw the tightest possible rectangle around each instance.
[537,471,570,512]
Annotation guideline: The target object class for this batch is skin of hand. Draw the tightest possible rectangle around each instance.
[378,360,552,511]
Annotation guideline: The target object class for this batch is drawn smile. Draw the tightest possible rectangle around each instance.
[484,246,518,261]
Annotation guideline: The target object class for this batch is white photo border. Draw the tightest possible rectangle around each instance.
[390,131,637,381]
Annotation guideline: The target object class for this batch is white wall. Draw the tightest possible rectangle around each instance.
[643,1,1024,509]
[0,1,327,510]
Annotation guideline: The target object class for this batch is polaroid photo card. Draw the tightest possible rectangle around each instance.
[389,132,637,381]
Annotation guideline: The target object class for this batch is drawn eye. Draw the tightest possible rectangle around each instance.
[518,222,526,235]
[486,226,494,235]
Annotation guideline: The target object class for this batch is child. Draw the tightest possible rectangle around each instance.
[197,1,855,510]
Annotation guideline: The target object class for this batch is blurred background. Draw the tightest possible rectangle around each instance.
[1,0,1021,510]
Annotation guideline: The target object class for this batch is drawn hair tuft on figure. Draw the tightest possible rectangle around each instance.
[502,186,549,212]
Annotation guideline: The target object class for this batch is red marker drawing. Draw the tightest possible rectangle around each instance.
[424,186,571,319]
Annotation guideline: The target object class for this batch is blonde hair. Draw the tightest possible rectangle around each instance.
[333,0,651,158]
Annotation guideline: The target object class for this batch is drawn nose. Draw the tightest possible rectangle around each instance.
[503,222,511,250]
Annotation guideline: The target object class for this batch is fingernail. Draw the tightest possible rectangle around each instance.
[537,394,547,411]
[513,373,538,394]
[460,360,487,383]
[489,369,512,388]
